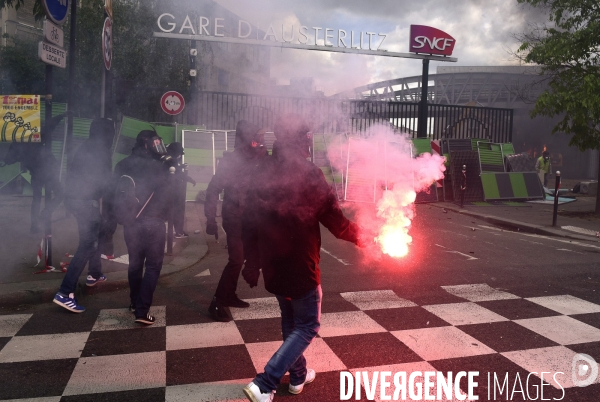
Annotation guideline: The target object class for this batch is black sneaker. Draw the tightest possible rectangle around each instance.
[208,298,232,322]
[135,313,155,325]
[223,295,250,308]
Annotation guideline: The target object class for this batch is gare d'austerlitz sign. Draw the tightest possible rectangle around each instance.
[153,13,457,62]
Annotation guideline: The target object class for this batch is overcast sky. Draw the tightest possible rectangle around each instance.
[212,0,544,95]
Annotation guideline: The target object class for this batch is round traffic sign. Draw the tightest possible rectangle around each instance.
[42,0,69,25]
[161,91,185,115]
[102,17,113,70]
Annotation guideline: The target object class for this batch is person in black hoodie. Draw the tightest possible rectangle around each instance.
[114,130,173,325]
[205,120,266,322]
[241,114,362,401]
[53,118,115,313]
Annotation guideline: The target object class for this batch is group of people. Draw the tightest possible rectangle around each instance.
[49,120,192,325]
[204,114,363,401]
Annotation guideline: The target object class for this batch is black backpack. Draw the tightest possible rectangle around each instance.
[113,175,153,225]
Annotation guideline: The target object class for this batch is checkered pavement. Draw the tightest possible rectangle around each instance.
[1,284,600,401]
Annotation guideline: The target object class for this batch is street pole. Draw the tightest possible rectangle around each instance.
[552,171,561,227]
[66,0,77,170]
[417,59,429,139]
[189,40,197,125]
[44,64,53,267]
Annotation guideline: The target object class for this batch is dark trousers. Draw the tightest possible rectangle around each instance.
[173,183,186,234]
[58,200,102,295]
[215,220,244,301]
[124,218,165,318]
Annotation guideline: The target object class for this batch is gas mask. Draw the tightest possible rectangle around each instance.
[147,136,173,165]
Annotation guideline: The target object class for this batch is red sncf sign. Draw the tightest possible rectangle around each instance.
[409,25,455,56]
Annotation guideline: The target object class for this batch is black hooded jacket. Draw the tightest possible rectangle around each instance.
[204,120,265,232]
[242,141,359,298]
[65,118,114,202]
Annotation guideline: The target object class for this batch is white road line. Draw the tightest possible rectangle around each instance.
[320,248,351,265]
[556,248,586,255]
[478,224,600,251]
[444,250,479,261]
[435,244,478,260]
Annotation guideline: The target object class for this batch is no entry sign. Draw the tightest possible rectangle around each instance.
[102,17,113,70]
[161,91,185,115]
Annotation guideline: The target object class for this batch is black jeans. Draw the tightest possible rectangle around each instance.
[215,219,244,301]
[58,200,102,295]
[124,218,165,318]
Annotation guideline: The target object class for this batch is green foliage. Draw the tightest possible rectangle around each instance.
[0,37,45,94]
[1,0,192,121]
[517,0,600,152]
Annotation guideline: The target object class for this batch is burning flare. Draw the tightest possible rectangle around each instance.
[327,125,445,260]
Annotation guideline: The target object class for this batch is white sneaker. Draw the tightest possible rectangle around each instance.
[243,381,274,402]
[289,368,316,395]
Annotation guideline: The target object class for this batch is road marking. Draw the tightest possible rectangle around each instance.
[321,248,351,265]
[444,250,478,261]
[478,224,600,251]
[195,269,210,277]
[435,244,478,260]
[556,248,585,255]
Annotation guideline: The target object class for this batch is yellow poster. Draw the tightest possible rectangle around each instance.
[1,95,42,143]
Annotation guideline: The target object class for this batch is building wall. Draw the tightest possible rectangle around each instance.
[0,0,42,46]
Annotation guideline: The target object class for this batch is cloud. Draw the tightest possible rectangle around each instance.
[212,0,546,95]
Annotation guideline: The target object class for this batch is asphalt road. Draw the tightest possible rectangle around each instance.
[2,204,600,401]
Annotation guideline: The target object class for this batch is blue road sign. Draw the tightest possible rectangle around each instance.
[42,0,69,25]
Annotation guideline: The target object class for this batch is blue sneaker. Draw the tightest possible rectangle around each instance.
[53,292,85,313]
[86,274,107,287]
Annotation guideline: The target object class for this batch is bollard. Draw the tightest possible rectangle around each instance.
[552,171,561,227]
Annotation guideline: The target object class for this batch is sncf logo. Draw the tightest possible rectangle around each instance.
[409,25,455,56]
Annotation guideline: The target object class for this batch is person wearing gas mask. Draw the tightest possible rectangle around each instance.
[166,142,196,238]
[241,114,362,401]
[205,120,267,322]
[535,150,552,187]
[53,118,115,313]
[113,130,174,325]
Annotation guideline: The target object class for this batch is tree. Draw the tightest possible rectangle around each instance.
[0,0,44,20]
[0,0,193,121]
[516,0,600,214]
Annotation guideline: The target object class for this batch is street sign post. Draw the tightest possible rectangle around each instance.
[102,17,113,70]
[41,0,69,25]
[38,41,67,68]
[43,19,64,48]
[161,91,185,115]
[105,0,113,20]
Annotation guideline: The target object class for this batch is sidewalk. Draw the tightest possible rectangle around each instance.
[430,192,600,242]
[0,199,208,307]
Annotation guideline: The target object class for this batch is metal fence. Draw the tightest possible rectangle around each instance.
[195,92,513,143]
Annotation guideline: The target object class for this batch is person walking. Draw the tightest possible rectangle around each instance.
[53,118,115,313]
[241,114,362,401]
[113,130,173,325]
[535,150,552,187]
[166,142,196,238]
[205,120,267,322]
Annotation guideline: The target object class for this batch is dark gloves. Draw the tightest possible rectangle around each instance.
[206,220,218,237]
[242,264,260,288]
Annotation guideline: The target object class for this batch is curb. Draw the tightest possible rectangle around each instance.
[430,203,597,242]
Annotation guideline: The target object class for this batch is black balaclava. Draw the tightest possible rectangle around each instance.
[234,120,264,158]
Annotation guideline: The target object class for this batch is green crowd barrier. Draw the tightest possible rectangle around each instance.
[480,172,544,201]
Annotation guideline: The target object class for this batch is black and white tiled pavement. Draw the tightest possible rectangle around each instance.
[2,284,600,401]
